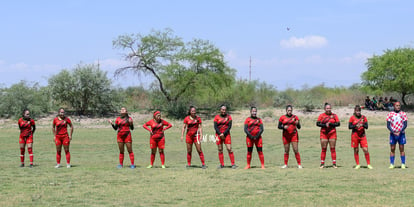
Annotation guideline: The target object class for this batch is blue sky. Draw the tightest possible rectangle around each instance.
[1,0,413,90]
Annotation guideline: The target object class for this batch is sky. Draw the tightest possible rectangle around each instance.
[1,0,413,90]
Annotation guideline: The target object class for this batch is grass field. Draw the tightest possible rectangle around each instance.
[1,110,413,206]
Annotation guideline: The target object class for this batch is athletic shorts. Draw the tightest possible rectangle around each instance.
[351,134,368,148]
[117,131,132,143]
[186,133,201,144]
[320,131,337,140]
[55,134,70,146]
[216,134,231,145]
[283,133,298,145]
[389,133,406,145]
[19,135,33,144]
[246,137,262,148]
[150,137,165,149]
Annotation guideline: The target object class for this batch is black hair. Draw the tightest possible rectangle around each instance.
[22,109,30,117]
[286,105,293,110]
[188,106,196,116]
[250,106,257,111]
[324,103,331,109]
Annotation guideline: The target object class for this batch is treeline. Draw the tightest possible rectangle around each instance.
[1,64,378,119]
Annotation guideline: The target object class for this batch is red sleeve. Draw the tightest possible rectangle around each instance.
[163,120,172,130]
[66,118,72,124]
[228,115,233,121]
[197,116,202,124]
[317,114,324,122]
[183,116,188,124]
[31,119,35,125]
[334,114,340,122]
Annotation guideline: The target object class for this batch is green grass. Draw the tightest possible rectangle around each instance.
[1,115,413,206]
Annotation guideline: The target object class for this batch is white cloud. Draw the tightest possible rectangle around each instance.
[280,35,328,49]
[353,51,371,61]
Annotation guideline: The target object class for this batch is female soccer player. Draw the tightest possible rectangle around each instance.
[18,109,36,168]
[108,107,135,169]
[143,111,172,168]
[316,103,340,168]
[278,105,302,169]
[52,108,74,168]
[387,102,408,169]
[348,105,372,169]
[181,106,206,169]
[244,106,265,169]
[214,105,237,169]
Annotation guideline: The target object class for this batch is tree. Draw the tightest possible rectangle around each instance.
[113,28,235,117]
[0,81,51,118]
[48,63,117,115]
[362,47,414,105]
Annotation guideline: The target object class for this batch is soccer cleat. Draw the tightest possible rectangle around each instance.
[298,165,303,169]
[146,165,153,169]
[66,164,71,168]
[332,164,338,169]
[367,165,373,169]
[130,165,136,169]
[185,165,191,169]
[161,165,166,169]
[20,163,24,168]
[354,165,360,169]
[55,164,61,168]
[244,165,251,169]
[217,164,224,169]
[389,164,395,169]
[281,165,288,169]
[319,163,325,169]
[29,164,34,168]
[401,164,406,169]
[117,164,123,169]
[201,165,207,169]
[231,165,238,169]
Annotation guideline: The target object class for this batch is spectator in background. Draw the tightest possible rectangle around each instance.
[365,96,373,110]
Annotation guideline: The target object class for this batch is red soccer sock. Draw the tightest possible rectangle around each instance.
[229,152,235,165]
[321,148,327,164]
[129,152,134,165]
[246,151,252,166]
[187,152,192,166]
[295,152,301,165]
[198,152,205,165]
[218,152,224,165]
[365,152,371,165]
[284,153,289,165]
[150,153,156,165]
[20,148,25,163]
[56,151,62,164]
[330,147,336,164]
[28,147,33,164]
[119,153,125,165]
[65,149,71,164]
[354,153,360,165]
[258,151,265,167]
[159,152,165,165]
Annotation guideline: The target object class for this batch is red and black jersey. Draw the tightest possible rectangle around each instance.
[278,114,300,134]
[214,114,232,135]
[244,117,263,137]
[183,115,202,137]
[143,119,172,139]
[115,116,133,133]
[18,118,35,137]
[53,117,72,135]
[349,115,367,136]
[317,113,340,134]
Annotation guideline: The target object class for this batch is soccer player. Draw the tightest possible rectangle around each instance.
[316,103,340,168]
[52,108,74,168]
[387,102,408,169]
[181,106,206,169]
[348,105,372,169]
[108,107,135,169]
[143,111,172,168]
[244,106,265,169]
[278,105,302,169]
[214,105,237,169]
[18,109,36,168]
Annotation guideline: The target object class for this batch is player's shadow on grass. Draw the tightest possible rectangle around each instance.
[324,165,341,168]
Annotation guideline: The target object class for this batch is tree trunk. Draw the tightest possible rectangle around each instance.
[401,92,407,105]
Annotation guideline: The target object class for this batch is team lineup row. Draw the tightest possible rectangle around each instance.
[17,102,408,170]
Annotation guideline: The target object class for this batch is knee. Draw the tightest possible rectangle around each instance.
[256,147,263,152]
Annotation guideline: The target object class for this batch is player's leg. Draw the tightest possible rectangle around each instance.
[117,142,125,168]
[217,142,224,168]
[399,144,406,169]
[63,144,71,168]
[186,142,193,167]
[19,143,25,167]
[320,139,328,168]
[194,141,205,167]
[126,142,135,168]
[353,147,360,169]
[158,138,166,168]
[292,142,301,168]
[328,138,337,168]
[27,142,33,167]
[225,143,236,168]
[55,136,63,168]
[282,143,290,168]
[245,138,253,169]
[389,144,396,168]
[256,138,265,169]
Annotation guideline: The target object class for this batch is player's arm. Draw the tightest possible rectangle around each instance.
[401,120,408,132]
[129,118,134,130]
[256,123,264,139]
[32,122,36,134]
[198,123,203,139]
[387,121,393,132]
[68,121,74,140]
[316,121,325,127]
[142,122,152,133]
[163,121,172,131]
[296,118,301,130]
[52,121,56,136]
[331,116,340,127]
[214,121,221,135]
[181,123,187,141]
[244,124,254,138]
[277,121,284,130]
[223,120,232,136]
[110,120,118,130]
[348,121,356,129]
